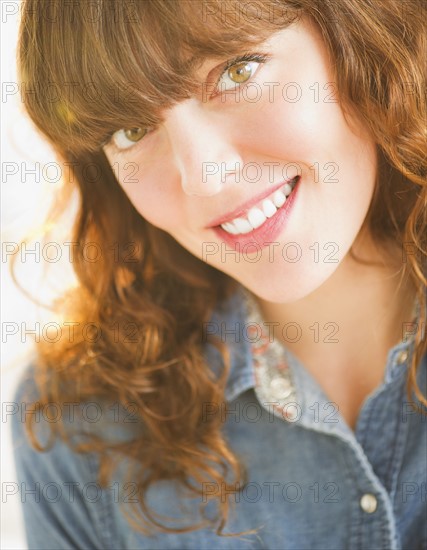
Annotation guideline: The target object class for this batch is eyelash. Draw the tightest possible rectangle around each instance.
[101,51,271,152]
[220,51,270,80]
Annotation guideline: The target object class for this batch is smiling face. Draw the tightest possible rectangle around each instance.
[103,16,378,303]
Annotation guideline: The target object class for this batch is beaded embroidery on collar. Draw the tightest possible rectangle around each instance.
[239,285,423,423]
[240,287,300,422]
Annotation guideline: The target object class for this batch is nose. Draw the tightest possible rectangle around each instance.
[164,99,243,196]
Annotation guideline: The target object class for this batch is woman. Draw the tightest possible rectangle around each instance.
[11,0,426,548]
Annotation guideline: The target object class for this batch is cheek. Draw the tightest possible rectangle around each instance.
[110,165,183,231]
[244,78,367,173]
[241,71,377,236]
[237,25,375,185]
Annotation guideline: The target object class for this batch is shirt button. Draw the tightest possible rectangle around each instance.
[360,493,377,513]
[269,376,293,399]
[396,350,408,365]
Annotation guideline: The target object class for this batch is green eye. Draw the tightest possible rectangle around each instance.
[124,128,147,142]
[111,127,150,150]
[227,62,254,84]
[217,61,260,92]
[214,53,270,94]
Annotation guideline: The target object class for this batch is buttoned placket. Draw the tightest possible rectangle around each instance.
[238,285,422,550]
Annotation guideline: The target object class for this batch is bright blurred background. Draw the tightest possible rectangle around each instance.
[1,2,77,547]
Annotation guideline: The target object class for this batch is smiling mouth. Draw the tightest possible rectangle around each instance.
[217,176,299,235]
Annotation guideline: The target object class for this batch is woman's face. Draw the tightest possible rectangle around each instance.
[103,16,378,303]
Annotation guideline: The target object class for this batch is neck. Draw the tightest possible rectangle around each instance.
[251,231,417,371]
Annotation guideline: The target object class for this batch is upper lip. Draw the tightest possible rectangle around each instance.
[205,176,298,228]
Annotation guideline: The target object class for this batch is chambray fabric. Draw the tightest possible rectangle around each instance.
[11,284,427,550]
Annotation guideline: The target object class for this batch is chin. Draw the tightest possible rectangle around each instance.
[240,264,340,304]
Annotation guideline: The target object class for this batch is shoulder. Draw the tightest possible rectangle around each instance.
[11,363,137,549]
[11,362,142,443]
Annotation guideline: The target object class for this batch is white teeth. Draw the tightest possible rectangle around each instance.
[233,217,253,234]
[221,221,239,235]
[247,207,266,229]
[282,182,293,195]
[272,190,287,208]
[262,198,277,218]
[219,177,298,235]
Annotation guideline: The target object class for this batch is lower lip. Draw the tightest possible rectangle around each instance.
[211,176,301,250]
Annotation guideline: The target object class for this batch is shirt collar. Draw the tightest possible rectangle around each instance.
[203,283,426,413]
[202,284,256,402]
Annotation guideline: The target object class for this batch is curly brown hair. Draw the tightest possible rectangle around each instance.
[11,0,426,537]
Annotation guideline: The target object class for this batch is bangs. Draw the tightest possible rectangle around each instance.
[19,0,301,155]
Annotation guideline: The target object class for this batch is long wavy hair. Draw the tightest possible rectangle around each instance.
[12,0,427,537]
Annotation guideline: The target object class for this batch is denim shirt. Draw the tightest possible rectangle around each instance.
[11,284,427,550]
